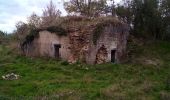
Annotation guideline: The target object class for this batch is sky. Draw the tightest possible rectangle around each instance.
[0,0,121,33]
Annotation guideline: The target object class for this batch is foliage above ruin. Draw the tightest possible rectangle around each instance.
[56,16,121,30]
[21,16,124,47]
[41,0,61,27]
[64,0,108,17]
[55,16,123,45]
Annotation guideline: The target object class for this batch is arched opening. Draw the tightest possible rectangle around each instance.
[95,45,108,64]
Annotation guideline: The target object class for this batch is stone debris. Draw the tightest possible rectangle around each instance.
[2,73,20,80]
[95,45,108,64]
[68,55,77,64]
[144,59,161,66]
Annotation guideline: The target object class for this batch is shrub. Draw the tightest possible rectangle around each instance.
[61,61,69,66]
[22,28,39,46]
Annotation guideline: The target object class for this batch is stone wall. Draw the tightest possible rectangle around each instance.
[86,24,117,64]
[67,23,129,64]
[25,31,71,61]
[23,19,129,64]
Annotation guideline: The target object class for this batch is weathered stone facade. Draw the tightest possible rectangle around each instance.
[22,17,129,64]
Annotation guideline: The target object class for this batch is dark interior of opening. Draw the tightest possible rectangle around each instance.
[111,50,116,63]
[54,44,61,58]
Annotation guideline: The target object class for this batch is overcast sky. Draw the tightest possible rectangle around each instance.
[0,0,121,33]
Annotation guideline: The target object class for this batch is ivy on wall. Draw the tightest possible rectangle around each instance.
[93,23,105,45]
[22,28,39,46]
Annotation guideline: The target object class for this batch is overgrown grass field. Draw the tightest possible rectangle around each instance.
[0,41,170,100]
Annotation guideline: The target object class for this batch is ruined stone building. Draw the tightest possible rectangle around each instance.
[22,17,129,64]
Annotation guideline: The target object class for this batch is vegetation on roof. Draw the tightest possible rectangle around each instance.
[22,16,122,45]
[21,16,124,47]
[22,26,68,46]
[46,26,67,36]
[55,16,122,45]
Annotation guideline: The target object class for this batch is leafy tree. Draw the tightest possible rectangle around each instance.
[132,0,162,39]
[27,13,41,28]
[116,4,132,24]
[15,21,29,42]
[0,30,5,42]
[0,30,6,37]
[109,0,116,16]
[42,0,61,27]
[0,30,8,44]
[160,0,170,39]
[117,0,165,40]
[64,0,108,17]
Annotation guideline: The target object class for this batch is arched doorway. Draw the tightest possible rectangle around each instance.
[95,45,108,64]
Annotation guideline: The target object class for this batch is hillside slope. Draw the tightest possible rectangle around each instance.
[0,40,170,100]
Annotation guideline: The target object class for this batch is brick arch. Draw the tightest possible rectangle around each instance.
[95,45,108,64]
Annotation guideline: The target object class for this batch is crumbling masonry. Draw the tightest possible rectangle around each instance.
[22,17,129,64]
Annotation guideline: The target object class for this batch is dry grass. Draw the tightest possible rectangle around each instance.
[100,84,127,99]
[82,74,95,84]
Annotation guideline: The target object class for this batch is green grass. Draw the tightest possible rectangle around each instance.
[0,41,170,100]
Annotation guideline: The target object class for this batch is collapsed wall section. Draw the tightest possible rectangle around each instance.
[67,26,93,63]
[68,22,129,64]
